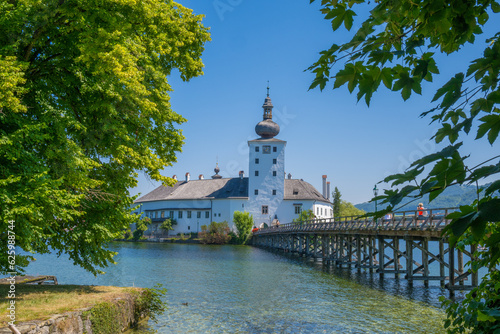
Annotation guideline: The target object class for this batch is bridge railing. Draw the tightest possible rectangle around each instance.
[254,207,459,235]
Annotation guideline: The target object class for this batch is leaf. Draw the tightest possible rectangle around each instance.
[431,73,464,107]
[344,9,356,30]
[476,113,500,145]
[470,219,487,241]
[468,163,500,183]
[477,310,497,322]
[447,211,479,238]
[410,143,463,169]
[380,67,393,89]
[485,180,500,196]
[492,1,500,13]
[478,198,500,222]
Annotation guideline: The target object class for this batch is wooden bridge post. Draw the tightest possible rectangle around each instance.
[347,235,353,269]
[457,249,464,287]
[439,240,445,288]
[448,245,455,297]
[394,237,400,279]
[368,236,374,273]
[378,236,384,278]
[471,244,478,287]
[313,234,319,259]
[339,235,345,268]
[423,238,429,287]
[304,234,309,257]
[406,237,413,286]
[356,235,362,271]
[322,235,328,262]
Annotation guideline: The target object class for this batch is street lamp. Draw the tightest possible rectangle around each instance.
[373,185,378,212]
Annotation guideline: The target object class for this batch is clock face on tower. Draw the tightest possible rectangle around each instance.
[263,145,271,154]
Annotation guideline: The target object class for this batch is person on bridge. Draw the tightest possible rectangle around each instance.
[417,203,427,218]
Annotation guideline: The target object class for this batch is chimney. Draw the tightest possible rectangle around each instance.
[322,175,327,199]
[185,172,190,182]
[327,181,331,200]
[287,173,292,179]
[172,175,177,181]
[199,174,204,180]
[239,171,244,179]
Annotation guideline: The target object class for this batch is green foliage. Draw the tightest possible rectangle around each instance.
[293,209,316,223]
[123,229,132,240]
[88,284,167,333]
[160,218,177,233]
[132,217,150,241]
[0,0,210,275]
[233,211,253,244]
[441,270,500,333]
[309,1,499,332]
[89,301,121,334]
[339,200,365,217]
[199,221,232,245]
[133,284,167,324]
[333,187,342,218]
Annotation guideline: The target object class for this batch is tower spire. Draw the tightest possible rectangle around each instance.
[255,87,280,138]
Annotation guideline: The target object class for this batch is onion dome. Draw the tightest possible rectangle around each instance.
[255,85,280,138]
[255,119,280,138]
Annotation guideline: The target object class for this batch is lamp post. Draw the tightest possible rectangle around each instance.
[373,185,378,212]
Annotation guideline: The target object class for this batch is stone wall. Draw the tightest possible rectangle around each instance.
[0,294,144,334]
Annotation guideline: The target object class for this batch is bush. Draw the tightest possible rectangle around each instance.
[199,221,232,244]
[233,211,253,244]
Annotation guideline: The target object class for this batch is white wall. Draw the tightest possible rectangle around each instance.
[247,139,286,228]
[134,198,249,234]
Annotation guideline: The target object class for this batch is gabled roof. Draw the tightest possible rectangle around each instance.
[134,178,331,204]
[284,179,330,203]
[134,178,249,203]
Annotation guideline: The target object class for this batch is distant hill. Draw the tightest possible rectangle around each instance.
[355,183,494,213]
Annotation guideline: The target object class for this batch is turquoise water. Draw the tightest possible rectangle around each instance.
[25,242,449,333]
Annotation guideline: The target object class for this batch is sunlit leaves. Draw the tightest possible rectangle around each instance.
[476,111,500,144]
[0,0,210,275]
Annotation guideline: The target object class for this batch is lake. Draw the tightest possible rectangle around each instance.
[24,242,451,333]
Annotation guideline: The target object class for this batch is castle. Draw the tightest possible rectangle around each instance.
[133,91,333,234]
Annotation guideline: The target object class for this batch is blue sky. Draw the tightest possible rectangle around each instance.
[131,0,499,205]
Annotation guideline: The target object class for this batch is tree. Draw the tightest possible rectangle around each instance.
[0,0,210,275]
[159,218,177,236]
[233,211,253,244]
[132,217,151,241]
[308,0,499,332]
[332,187,342,218]
[293,209,316,223]
[339,201,366,217]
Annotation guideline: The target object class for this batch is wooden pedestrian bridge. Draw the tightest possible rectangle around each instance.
[252,207,478,295]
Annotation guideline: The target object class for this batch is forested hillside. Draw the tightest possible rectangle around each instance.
[355,183,494,213]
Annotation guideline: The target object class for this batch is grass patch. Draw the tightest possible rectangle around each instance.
[0,284,140,323]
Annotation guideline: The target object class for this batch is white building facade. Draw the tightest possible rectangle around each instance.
[133,91,333,234]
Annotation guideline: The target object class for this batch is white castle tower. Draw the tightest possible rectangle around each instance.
[247,87,286,227]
